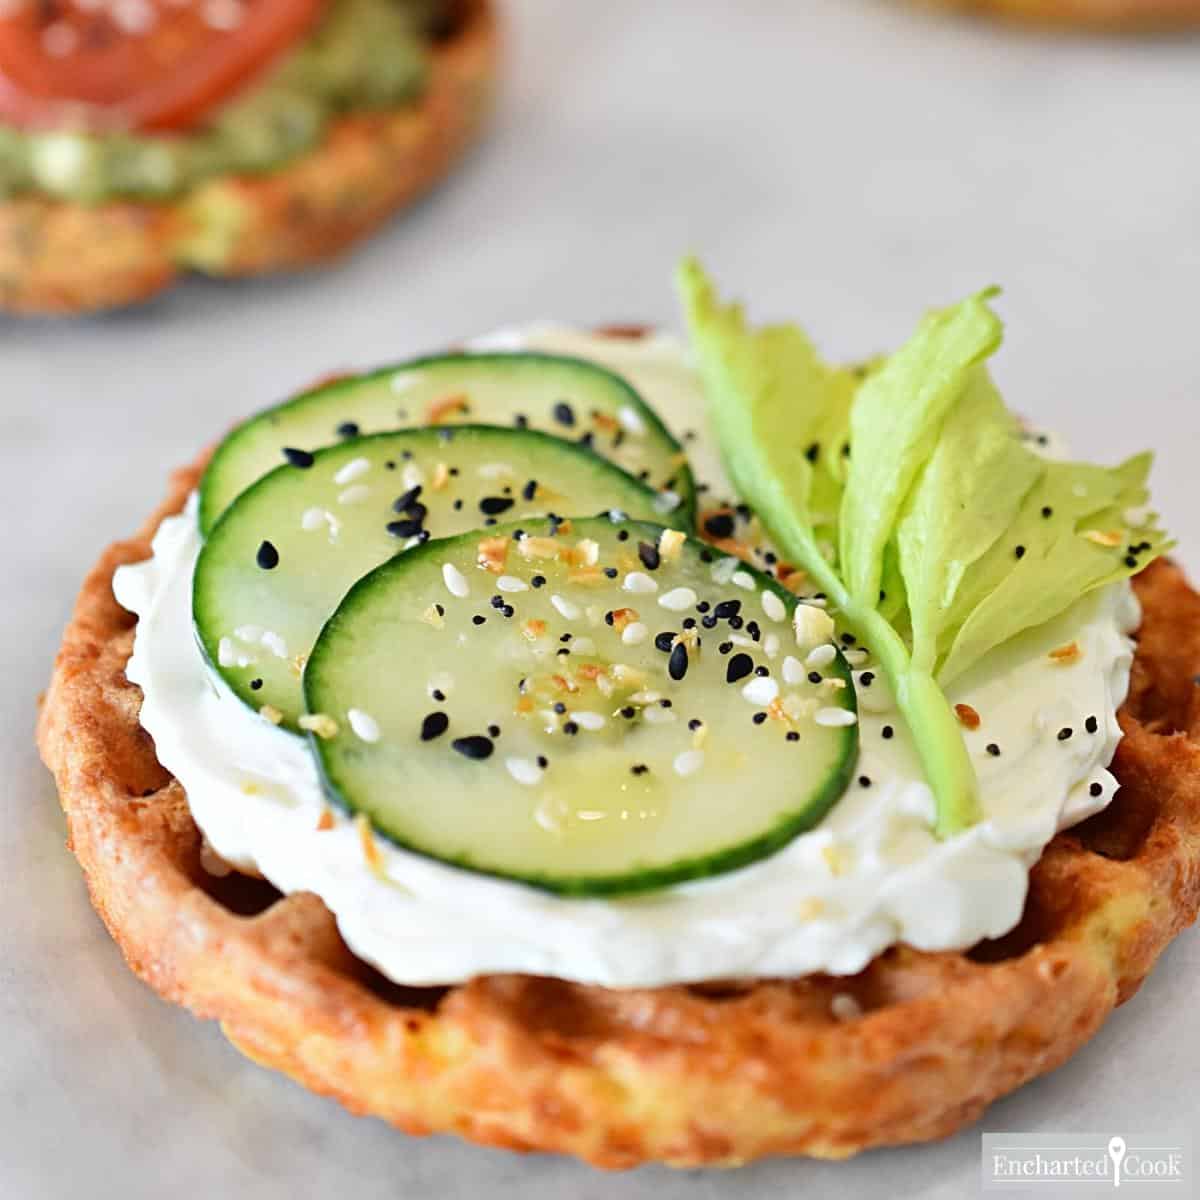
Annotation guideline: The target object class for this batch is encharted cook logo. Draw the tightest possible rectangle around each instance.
[982,1132,1190,1191]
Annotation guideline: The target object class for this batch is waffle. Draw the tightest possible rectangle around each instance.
[37,455,1200,1168]
[912,0,1200,29]
[0,0,497,316]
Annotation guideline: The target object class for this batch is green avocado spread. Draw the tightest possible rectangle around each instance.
[0,0,445,204]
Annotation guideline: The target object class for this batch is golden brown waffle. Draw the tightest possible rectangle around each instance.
[912,0,1200,30]
[38,455,1200,1168]
[0,0,497,316]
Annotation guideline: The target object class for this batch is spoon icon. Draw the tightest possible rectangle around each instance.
[1109,1137,1127,1188]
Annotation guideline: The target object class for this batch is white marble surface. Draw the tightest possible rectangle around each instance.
[5,1,1198,1197]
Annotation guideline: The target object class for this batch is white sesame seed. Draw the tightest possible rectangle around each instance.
[301,506,325,532]
[477,462,514,480]
[673,749,705,777]
[112,0,156,34]
[202,0,244,31]
[782,655,805,685]
[390,372,417,393]
[496,575,528,593]
[623,571,658,594]
[333,457,370,486]
[729,634,758,649]
[506,757,543,786]
[401,462,424,491]
[710,556,738,584]
[217,637,237,668]
[41,21,78,57]
[233,624,264,643]
[805,643,838,669]
[442,563,469,598]
[572,711,606,731]
[742,676,779,706]
[658,586,698,612]
[260,631,288,659]
[653,491,681,514]
[830,993,863,1022]
[618,405,647,436]
[338,484,370,506]
[731,570,756,591]
[843,648,869,667]
[643,706,676,724]
[764,633,781,659]
[551,593,581,620]
[571,636,596,655]
[1124,503,1152,526]
[815,707,858,728]
[621,621,649,646]
[347,709,381,744]
[762,590,787,623]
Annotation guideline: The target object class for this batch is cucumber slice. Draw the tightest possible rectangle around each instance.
[199,353,695,535]
[305,516,858,896]
[194,427,666,729]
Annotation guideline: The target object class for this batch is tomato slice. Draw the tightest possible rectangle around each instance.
[0,0,328,133]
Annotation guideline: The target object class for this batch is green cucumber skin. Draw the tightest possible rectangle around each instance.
[198,352,697,535]
[193,426,666,727]
[305,516,859,897]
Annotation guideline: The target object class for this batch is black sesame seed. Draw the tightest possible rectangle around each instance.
[472,615,486,626]
[502,605,515,618]
[559,632,571,642]
[1015,545,1027,560]
[336,421,360,438]
[688,718,703,731]
[563,721,579,735]
[451,735,493,759]
[804,442,819,464]
[531,575,546,588]
[703,512,735,539]
[986,743,1001,756]
[483,518,498,527]
[859,776,872,788]
[431,689,446,702]
[420,712,449,741]
[682,617,697,630]
[752,712,767,725]
[434,603,444,616]
[480,496,515,516]
[714,599,741,620]
[552,401,575,427]
[519,479,537,501]
[617,530,630,542]
[515,414,529,429]
[553,702,567,714]
[282,446,314,468]
[393,485,423,512]
[881,725,894,739]
[840,633,857,645]
[1124,555,1138,568]
[728,615,744,630]
[746,621,762,641]
[604,567,619,579]
[859,671,875,687]
[453,499,464,511]
[536,755,548,768]
[1085,715,1099,734]
[699,548,714,563]
[718,641,733,655]
[249,678,263,691]
[1057,727,1073,741]
[654,631,676,652]
[1090,782,1103,797]
[487,724,501,737]
[786,730,800,742]
[726,653,754,684]
[631,764,649,776]
[621,706,637,719]
[386,518,424,539]
[1041,506,1053,519]
[578,431,595,450]
[754,665,770,677]
[492,596,507,610]
[256,540,279,570]
[638,542,661,571]
[668,642,689,681]
[701,615,718,629]
[807,671,823,685]
[660,699,673,708]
